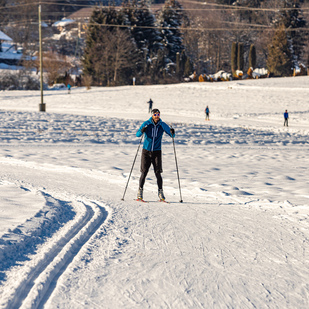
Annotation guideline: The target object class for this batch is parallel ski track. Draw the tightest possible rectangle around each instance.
[3,198,108,309]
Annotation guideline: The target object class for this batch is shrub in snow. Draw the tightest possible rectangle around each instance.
[209,70,232,82]
[22,76,40,90]
[0,73,20,90]
[234,70,243,80]
[50,83,67,90]
[247,67,253,79]
[218,71,232,81]
[248,67,269,79]
[293,63,307,77]
[188,71,197,82]
[252,68,269,79]
[0,73,40,90]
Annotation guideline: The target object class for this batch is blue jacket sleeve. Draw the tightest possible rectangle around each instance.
[161,122,175,138]
[136,121,148,137]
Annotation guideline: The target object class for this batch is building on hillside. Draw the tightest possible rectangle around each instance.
[0,31,20,66]
[0,31,12,52]
[67,7,95,24]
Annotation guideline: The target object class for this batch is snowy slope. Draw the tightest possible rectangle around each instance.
[0,77,309,308]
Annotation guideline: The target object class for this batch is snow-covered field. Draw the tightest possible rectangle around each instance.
[0,76,309,308]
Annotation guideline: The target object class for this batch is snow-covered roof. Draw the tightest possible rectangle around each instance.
[31,21,49,28]
[0,31,12,41]
[52,18,76,27]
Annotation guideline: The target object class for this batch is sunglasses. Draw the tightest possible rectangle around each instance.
[153,113,160,116]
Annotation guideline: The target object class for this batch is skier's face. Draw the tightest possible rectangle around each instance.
[152,113,160,123]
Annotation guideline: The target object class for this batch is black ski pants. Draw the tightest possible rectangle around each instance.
[139,149,163,189]
[284,118,288,126]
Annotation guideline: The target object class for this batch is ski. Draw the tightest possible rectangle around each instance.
[135,198,148,203]
[135,198,170,204]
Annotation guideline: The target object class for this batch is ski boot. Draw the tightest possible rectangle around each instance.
[158,189,166,201]
[137,187,144,201]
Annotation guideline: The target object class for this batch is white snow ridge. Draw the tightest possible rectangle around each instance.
[0,76,309,308]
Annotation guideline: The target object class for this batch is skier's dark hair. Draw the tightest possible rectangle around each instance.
[152,108,160,114]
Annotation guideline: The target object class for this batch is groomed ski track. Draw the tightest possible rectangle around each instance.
[0,192,108,308]
[0,157,110,309]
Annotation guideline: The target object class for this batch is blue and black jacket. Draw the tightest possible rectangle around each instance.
[136,117,175,152]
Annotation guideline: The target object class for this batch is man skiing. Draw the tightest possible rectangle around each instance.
[205,105,210,120]
[284,109,289,127]
[147,98,153,113]
[136,108,175,202]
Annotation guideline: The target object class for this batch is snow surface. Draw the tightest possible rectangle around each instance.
[0,76,309,308]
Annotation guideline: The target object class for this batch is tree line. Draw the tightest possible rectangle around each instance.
[1,0,308,86]
[82,0,191,86]
[82,0,308,85]
[185,0,308,79]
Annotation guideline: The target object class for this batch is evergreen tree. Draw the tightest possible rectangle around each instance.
[231,42,238,75]
[267,24,292,77]
[150,49,167,81]
[248,44,256,69]
[125,0,161,54]
[232,0,263,23]
[279,0,306,68]
[176,52,180,79]
[180,50,187,76]
[123,0,162,76]
[237,42,244,71]
[184,57,192,77]
[83,6,139,85]
[158,0,185,63]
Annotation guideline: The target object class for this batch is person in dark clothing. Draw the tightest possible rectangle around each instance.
[147,99,153,113]
[284,109,289,127]
[136,108,175,201]
[205,106,210,121]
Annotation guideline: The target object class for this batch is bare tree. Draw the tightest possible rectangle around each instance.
[90,28,140,86]
[34,51,72,85]
[112,29,140,83]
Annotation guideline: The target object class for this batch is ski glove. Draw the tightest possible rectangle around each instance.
[170,128,175,135]
[141,126,148,133]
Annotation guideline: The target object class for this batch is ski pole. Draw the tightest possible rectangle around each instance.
[121,134,144,201]
[171,127,183,203]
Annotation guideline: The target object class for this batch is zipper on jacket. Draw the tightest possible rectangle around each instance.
[151,124,159,151]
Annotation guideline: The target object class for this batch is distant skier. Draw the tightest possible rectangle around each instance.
[136,108,175,202]
[284,109,289,127]
[147,98,153,113]
[205,105,210,121]
[67,83,71,94]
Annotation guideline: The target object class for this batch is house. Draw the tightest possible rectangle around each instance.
[0,30,12,52]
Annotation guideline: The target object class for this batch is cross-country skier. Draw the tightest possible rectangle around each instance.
[147,98,153,113]
[205,105,210,121]
[136,108,175,201]
[284,109,289,127]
